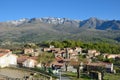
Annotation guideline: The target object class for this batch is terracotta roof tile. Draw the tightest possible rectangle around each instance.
[17,56,29,63]
[87,62,112,67]
[0,53,6,57]
[29,57,38,60]
[17,56,38,63]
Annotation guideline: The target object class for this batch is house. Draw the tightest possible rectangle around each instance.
[0,53,18,68]
[49,45,55,48]
[103,54,120,59]
[86,62,113,73]
[51,48,61,53]
[43,47,61,53]
[51,61,64,70]
[70,52,78,60]
[64,65,77,73]
[24,48,34,54]
[54,50,66,58]
[17,55,29,67]
[0,49,11,53]
[88,50,97,54]
[66,48,74,54]
[24,48,40,56]
[73,47,82,54]
[43,48,51,52]
[51,61,64,74]
[94,52,101,56]
[87,50,100,57]
[17,56,38,68]
[61,62,77,73]
[55,55,64,63]
[63,60,83,73]
[23,58,38,68]
[54,48,80,60]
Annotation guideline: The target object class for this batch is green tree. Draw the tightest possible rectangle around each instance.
[38,52,55,71]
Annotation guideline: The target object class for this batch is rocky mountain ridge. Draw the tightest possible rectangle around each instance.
[3,17,120,30]
[0,17,120,43]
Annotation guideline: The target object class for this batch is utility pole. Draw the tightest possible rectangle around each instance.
[59,69,61,80]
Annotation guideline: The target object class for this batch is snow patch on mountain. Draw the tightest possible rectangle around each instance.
[7,18,29,25]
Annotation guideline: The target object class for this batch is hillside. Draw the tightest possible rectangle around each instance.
[0,17,120,43]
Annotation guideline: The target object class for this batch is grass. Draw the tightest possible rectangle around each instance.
[62,72,120,80]
[104,73,120,80]
[62,72,91,80]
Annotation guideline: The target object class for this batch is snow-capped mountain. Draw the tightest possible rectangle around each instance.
[5,17,120,30]
[6,17,80,26]
[28,17,80,25]
[0,17,120,43]
[7,18,29,25]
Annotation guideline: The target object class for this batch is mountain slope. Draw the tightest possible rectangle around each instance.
[0,17,120,43]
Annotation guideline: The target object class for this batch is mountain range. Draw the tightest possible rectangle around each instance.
[0,17,120,44]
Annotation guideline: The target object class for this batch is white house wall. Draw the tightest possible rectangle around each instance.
[23,59,36,68]
[0,54,17,68]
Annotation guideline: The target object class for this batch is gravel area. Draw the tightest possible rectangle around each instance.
[0,68,53,80]
[0,68,31,79]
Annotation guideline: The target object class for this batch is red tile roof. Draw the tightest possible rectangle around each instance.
[17,56,38,63]
[0,49,11,53]
[87,62,112,67]
[29,56,38,60]
[0,53,6,57]
[17,56,29,63]
[55,56,64,61]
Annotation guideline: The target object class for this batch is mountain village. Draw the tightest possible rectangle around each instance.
[0,44,120,80]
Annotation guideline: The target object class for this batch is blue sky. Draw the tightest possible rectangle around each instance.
[0,0,120,21]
